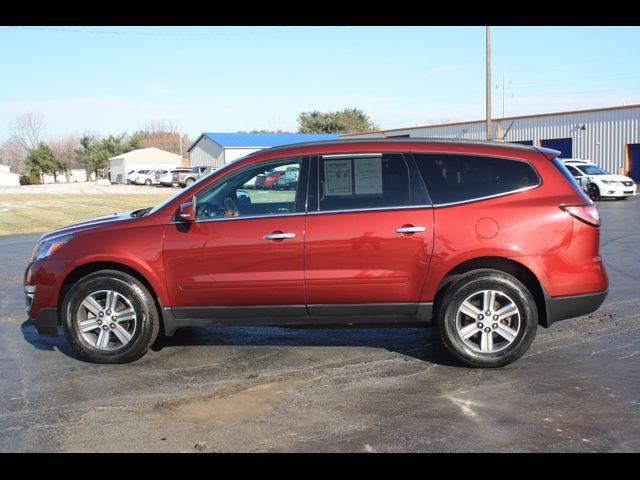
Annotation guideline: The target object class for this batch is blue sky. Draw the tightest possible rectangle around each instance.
[1,25,639,142]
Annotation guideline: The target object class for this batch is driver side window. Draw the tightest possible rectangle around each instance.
[194,158,303,221]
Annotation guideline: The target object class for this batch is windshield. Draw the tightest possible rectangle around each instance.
[146,162,236,216]
[577,165,608,176]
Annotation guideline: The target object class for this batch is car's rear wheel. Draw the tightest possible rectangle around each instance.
[185,177,195,186]
[436,271,538,368]
[144,179,152,186]
[62,270,159,364]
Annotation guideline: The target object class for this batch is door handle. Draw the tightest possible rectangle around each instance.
[264,232,296,240]
[395,226,427,234]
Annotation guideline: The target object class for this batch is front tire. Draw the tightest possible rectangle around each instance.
[586,184,600,202]
[436,271,538,368]
[62,270,160,364]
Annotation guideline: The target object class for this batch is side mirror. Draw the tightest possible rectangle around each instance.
[178,199,195,222]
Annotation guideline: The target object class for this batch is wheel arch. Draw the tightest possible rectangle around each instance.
[433,256,548,327]
[57,261,164,324]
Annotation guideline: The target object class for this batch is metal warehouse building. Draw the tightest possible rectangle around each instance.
[342,104,640,181]
[188,133,339,169]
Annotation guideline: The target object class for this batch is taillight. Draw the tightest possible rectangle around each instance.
[560,204,600,227]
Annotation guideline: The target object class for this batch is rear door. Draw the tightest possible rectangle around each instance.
[304,152,435,315]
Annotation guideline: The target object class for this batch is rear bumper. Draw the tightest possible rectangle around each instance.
[30,307,59,336]
[543,289,608,327]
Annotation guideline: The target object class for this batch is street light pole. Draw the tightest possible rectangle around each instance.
[486,26,492,140]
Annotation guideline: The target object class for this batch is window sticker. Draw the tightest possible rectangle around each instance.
[324,159,352,196]
[354,157,383,195]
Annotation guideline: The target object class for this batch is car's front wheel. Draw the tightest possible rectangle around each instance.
[436,271,538,368]
[62,270,160,364]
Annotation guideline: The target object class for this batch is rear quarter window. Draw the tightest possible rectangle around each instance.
[412,153,541,205]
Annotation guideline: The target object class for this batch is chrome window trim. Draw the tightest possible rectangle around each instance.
[169,185,539,223]
[170,211,305,225]
[307,204,432,216]
[430,184,541,208]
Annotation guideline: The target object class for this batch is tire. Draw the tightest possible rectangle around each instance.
[144,179,152,186]
[436,270,538,368]
[586,184,600,202]
[185,177,195,186]
[62,270,160,364]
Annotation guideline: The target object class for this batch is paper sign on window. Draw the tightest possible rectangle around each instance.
[324,159,352,196]
[354,157,383,195]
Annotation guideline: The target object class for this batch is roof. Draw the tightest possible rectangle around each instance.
[187,132,340,151]
[232,137,545,161]
[109,147,182,161]
[340,103,640,137]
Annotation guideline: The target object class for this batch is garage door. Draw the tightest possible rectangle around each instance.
[541,138,573,158]
[628,143,640,182]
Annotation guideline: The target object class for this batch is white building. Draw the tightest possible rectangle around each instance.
[42,168,88,184]
[342,104,640,181]
[109,147,183,184]
[187,133,340,169]
[0,164,20,187]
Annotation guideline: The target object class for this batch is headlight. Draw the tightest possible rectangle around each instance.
[601,180,621,186]
[32,233,75,261]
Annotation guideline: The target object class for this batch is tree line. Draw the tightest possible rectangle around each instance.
[1,108,378,184]
[0,115,191,184]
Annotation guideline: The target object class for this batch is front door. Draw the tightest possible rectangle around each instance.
[163,156,308,317]
[304,153,435,315]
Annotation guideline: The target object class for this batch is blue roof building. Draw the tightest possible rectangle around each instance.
[187,132,340,168]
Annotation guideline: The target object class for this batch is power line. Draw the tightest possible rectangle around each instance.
[7,25,348,36]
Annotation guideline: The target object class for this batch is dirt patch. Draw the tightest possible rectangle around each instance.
[156,373,317,424]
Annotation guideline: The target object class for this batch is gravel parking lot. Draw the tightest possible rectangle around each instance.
[1,196,639,452]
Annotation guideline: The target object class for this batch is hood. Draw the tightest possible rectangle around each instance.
[594,174,635,183]
[40,210,139,241]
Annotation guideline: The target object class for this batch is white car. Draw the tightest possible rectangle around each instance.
[158,168,191,187]
[134,170,158,186]
[561,159,637,200]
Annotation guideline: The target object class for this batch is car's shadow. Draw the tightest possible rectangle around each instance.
[20,319,460,367]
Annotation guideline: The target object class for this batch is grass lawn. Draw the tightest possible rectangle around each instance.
[0,191,175,236]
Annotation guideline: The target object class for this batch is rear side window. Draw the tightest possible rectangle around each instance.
[413,153,541,205]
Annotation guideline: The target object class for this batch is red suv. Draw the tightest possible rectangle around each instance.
[24,139,608,367]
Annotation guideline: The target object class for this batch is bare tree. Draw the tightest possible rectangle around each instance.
[142,119,179,134]
[48,135,80,183]
[9,112,46,152]
[0,136,30,175]
[135,119,189,156]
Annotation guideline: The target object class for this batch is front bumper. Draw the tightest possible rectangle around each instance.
[600,184,637,197]
[543,289,608,327]
[30,307,59,336]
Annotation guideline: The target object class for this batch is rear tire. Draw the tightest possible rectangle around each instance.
[62,270,160,364]
[436,270,538,368]
[185,178,195,186]
[144,179,152,186]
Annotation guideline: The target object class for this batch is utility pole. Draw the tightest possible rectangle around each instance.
[486,26,492,140]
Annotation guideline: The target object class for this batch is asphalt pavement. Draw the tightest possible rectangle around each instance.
[1,197,639,452]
